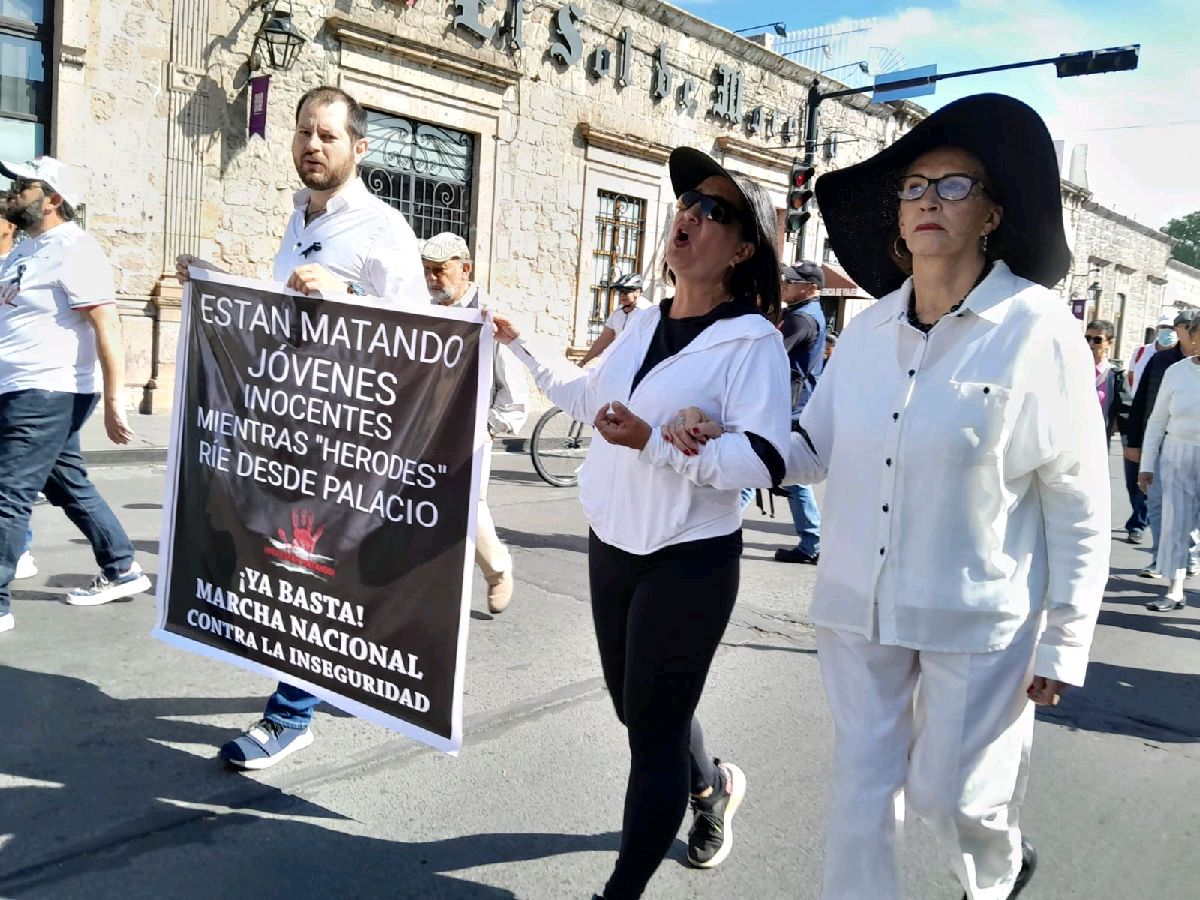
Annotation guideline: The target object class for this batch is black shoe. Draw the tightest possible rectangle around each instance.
[774,547,819,564]
[961,838,1037,900]
[1128,528,1145,544]
[686,760,746,869]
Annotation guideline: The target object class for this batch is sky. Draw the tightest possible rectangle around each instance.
[674,0,1197,230]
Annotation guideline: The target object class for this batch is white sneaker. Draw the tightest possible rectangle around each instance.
[0,613,13,633]
[66,562,151,606]
[14,552,37,581]
[1139,566,1163,580]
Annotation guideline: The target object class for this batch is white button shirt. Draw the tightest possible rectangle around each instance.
[273,177,427,308]
[788,262,1110,685]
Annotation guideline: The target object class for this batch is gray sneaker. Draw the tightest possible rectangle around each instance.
[66,563,151,606]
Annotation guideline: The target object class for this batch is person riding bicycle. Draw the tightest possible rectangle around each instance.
[577,272,653,366]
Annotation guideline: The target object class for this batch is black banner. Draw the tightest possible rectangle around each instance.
[155,271,490,753]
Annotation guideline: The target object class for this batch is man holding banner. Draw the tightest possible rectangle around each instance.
[176,85,432,768]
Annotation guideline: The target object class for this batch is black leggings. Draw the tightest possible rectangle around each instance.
[588,529,741,900]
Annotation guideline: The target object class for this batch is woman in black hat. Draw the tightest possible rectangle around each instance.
[493,148,791,899]
[667,94,1110,899]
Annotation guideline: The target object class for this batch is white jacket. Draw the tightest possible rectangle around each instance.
[510,303,791,554]
[787,262,1110,685]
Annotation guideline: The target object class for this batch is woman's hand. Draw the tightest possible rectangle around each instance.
[1138,471,1154,493]
[1027,676,1068,707]
[491,312,521,345]
[594,401,652,451]
[662,407,724,455]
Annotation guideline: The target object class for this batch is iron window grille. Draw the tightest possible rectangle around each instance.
[589,191,646,341]
[360,111,474,243]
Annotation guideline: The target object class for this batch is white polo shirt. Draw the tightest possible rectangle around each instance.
[0,222,116,396]
[604,296,653,335]
[273,177,426,308]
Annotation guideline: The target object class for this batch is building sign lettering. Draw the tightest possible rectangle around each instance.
[549,3,585,66]
[448,3,797,144]
[453,0,496,42]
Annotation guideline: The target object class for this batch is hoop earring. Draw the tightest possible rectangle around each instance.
[893,236,910,259]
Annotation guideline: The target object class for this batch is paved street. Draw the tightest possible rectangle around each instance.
[1,445,1197,899]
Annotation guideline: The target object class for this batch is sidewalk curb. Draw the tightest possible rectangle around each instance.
[84,448,169,467]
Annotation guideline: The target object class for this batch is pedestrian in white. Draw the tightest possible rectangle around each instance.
[176,85,427,770]
[421,231,529,613]
[577,273,652,366]
[0,157,152,636]
[666,94,1110,900]
[1137,315,1200,611]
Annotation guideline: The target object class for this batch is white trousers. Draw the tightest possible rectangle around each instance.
[816,614,1038,900]
[1158,439,1200,582]
[475,444,511,582]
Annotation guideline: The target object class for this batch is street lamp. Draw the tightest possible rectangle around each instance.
[790,44,1141,256]
[249,0,307,72]
[734,22,787,36]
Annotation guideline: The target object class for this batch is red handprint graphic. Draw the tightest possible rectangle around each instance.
[279,509,325,554]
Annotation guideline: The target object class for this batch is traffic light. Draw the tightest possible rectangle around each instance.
[787,160,815,235]
[1055,45,1139,78]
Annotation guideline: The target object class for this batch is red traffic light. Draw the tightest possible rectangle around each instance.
[790,164,815,189]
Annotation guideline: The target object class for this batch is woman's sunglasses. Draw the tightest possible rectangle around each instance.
[896,173,990,202]
[1085,335,1110,345]
[676,190,744,226]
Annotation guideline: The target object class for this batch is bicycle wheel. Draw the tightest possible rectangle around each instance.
[531,406,590,487]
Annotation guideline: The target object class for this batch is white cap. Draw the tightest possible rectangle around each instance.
[0,156,86,207]
[1157,313,1176,328]
[420,232,470,262]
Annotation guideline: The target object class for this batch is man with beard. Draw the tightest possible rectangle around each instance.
[0,157,151,637]
[422,232,529,613]
[177,85,427,769]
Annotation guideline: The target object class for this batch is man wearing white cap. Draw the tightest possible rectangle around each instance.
[0,156,152,636]
[422,231,528,613]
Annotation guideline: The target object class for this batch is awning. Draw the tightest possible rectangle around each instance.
[820,264,866,298]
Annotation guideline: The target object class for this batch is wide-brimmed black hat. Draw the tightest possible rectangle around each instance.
[669,147,770,247]
[814,93,1070,299]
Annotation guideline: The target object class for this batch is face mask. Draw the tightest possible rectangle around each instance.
[1158,328,1178,348]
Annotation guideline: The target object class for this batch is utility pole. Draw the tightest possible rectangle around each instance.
[792,45,1140,260]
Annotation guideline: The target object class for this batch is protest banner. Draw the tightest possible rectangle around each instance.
[154,270,491,754]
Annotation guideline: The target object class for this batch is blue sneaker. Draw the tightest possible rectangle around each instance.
[219,718,314,770]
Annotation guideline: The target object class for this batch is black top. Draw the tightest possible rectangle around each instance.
[778,303,821,353]
[1126,344,1185,449]
[632,297,786,486]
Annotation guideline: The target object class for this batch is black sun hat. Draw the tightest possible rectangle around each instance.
[669,147,771,247]
[814,93,1071,299]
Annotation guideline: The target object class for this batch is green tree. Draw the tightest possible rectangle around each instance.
[1163,212,1200,268]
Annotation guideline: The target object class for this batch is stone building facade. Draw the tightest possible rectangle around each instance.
[27,0,917,412]
[12,1,1174,408]
[1164,258,1200,313]
[1060,181,1175,362]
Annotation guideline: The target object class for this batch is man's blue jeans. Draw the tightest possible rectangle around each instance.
[264,682,319,729]
[786,483,821,556]
[0,390,136,616]
[1123,456,1148,533]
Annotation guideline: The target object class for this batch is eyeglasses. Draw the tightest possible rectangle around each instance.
[676,190,744,226]
[7,178,41,195]
[1085,335,1110,345]
[896,173,990,202]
